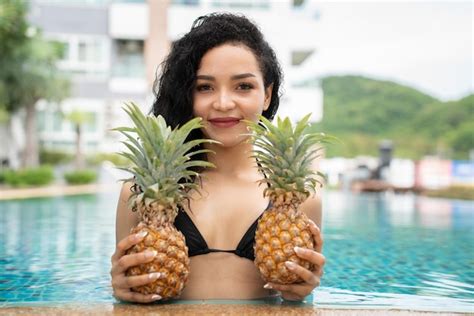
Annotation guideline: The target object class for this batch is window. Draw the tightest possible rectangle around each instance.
[114,0,145,3]
[171,0,199,5]
[48,35,109,77]
[37,110,46,132]
[78,39,102,63]
[112,39,145,78]
[53,111,63,132]
[291,50,314,66]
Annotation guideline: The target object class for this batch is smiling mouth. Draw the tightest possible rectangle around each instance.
[208,118,240,128]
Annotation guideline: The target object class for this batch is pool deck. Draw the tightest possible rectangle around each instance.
[0,304,468,315]
[0,183,121,200]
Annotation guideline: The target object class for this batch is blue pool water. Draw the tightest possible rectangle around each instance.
[0,190,473,312]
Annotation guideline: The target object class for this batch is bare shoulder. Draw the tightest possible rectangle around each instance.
[299,192,322,228]
[119,181,135,203]
[115,181,139,243]
[299,155,323,228]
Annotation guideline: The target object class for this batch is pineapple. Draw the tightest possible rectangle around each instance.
[113,102,216,299]
[246,114,332,284]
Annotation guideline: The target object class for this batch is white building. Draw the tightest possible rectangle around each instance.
[166,1,324,123]
[2,0,323,167]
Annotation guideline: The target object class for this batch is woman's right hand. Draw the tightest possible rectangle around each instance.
[110,230,163,303]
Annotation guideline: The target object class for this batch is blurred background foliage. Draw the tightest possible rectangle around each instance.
[309,75,473,159]
[0,0,70,167]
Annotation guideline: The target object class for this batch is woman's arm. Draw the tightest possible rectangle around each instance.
[110,182,162,303]
[301,153,323,228]
[300,193,322,228]
[115,182,140,243]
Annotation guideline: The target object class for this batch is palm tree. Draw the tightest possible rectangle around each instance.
[63,110,94,170]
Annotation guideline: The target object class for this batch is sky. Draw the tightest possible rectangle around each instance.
[303,1,473,101]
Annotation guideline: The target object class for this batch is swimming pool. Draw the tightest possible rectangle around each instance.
[0,190,472,312]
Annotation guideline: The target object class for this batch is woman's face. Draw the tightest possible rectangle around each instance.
[192,43,272,147]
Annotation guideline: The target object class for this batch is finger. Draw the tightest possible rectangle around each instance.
[113,230,149,262]
[112,250,157,275]
[294,247,326,269]
[317,267,324,278]
[114,289,162,304]
[113,272,162,289]
[307,220,323,252]
[284,260,320,287]
[281,292,305,301]
[264,282,311,299]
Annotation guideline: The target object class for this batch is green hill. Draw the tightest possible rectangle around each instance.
[309,75,473,159]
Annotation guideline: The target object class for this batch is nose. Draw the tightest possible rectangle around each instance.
[213,89,235,111]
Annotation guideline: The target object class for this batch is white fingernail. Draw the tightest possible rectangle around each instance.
[149,272,161,280]
[285,261,296,269]
[145,250,157,258]
[151,294,161,300]
[136,231,148,239]
[263,283,272,289]
[294,246,302,254]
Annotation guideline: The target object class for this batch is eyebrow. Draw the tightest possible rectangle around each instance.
[196,73,256,81]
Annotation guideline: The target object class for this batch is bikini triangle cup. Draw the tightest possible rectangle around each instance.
[174,160,270,260]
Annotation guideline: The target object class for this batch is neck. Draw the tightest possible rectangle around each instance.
[203,141,258,178]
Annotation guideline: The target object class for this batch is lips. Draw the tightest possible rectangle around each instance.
[209,117,240,123]
[208,117,240,128]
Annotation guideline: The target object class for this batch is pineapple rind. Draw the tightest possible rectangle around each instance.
[127,223,190,298]
[113,102,217,298]
[254,207,314,284]
[246,114,329,285]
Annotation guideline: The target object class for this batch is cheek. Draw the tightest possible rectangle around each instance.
[242,96,266,118]
[192,98,205,117]
[192,92,216,116]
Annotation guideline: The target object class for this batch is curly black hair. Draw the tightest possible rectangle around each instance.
[151,12,283,125]
[149,12,282,179]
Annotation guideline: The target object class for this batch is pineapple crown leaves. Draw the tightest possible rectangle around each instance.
[112,102,218,208]
[244,114,337,195]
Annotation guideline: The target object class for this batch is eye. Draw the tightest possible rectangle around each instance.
[237,83,254,90]
[196,84,212,92]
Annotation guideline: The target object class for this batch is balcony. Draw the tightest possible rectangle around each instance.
[109,2,148,39]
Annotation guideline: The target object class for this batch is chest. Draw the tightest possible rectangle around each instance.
[183,177,269,249]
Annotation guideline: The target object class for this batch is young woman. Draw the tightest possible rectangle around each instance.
[110,13,325,303]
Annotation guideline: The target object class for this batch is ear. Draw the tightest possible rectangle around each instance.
[263,83,274,111]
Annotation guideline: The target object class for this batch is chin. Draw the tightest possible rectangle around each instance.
[211,134,249,148]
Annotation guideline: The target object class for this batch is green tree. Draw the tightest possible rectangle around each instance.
[63,110,94,170]
[0,0,70,167]
[445,122,474,159]
[313,75,473,159]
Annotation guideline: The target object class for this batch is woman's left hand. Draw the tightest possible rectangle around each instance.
[264,219,325,301]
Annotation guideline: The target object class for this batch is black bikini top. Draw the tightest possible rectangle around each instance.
[132,161,269,261]
[174,202,271,261]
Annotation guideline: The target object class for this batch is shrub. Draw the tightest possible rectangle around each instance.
[87,153,130,167]
[424,185,474,200]
[0,170,5,184]
[40,149,73,165]
[4,166,55,187]
[64,170,97,185]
